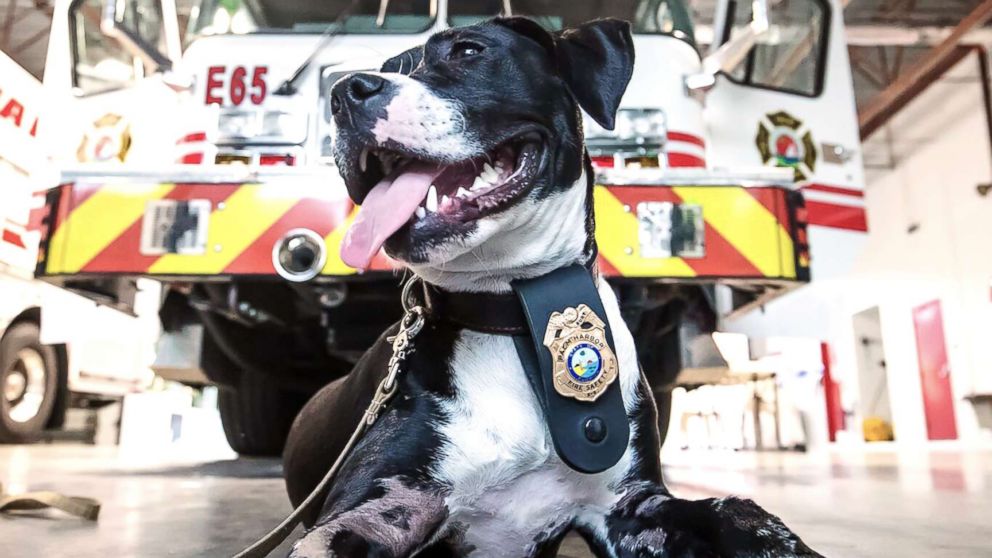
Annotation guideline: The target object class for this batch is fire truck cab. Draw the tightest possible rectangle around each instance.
[32,0,864,455]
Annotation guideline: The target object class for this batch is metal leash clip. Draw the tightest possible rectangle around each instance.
[365,276,426,425]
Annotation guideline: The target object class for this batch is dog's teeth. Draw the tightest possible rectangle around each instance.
[441,194,451,205]
[415,206,426,219]
[359,148,368,172]
[481,164,500,184]
[457,187,470,198]
[472,177,487,191]
[480,167,496,182]
[426,185,438,212]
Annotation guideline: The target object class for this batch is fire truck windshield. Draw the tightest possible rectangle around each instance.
[188,0,436,38]
[449,0,694,42]
[189,0,694,43]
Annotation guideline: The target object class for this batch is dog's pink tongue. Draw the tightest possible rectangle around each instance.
[341,162,440,271]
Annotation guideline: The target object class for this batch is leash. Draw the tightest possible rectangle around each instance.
[0,482,100,520]
[232,277,427,558]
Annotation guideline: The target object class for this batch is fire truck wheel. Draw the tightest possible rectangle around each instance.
[0,322,59,444]
[218,373,308,457]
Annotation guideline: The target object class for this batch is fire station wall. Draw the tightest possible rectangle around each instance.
[853,54,992,446]
[727,56,992,446]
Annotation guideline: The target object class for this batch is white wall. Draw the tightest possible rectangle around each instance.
[856,53,992,444]
[728,53,992,446]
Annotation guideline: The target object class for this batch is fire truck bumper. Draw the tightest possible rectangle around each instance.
[34,166,810,289]
[36,166,391,282]
[592,167,811,283]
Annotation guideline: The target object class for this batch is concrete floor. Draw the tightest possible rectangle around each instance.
[1,444,990,557]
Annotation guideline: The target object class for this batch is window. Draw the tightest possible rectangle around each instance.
[188,0,436,39]
[725,0,829,97]
[70,0,165,95]
[447,0,696,45]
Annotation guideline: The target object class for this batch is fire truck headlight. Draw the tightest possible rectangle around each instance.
[217,111,258,139]
[583,108,667,146]
[632,110,667,139]
[618,109,666,143]
[216,110,307,143]
[614,110,635,139]
[261,111,307,139]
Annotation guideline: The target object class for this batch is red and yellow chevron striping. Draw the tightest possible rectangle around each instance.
[38,180,808,283]
[595,185,804,280]
[41,181,391,277]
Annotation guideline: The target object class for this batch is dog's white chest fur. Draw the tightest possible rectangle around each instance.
[431,281,643,556]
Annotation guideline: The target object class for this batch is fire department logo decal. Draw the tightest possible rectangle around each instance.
[756,111,817,181]
[77,113,132,163]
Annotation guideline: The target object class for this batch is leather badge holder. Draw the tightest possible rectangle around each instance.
[512,265,630,474]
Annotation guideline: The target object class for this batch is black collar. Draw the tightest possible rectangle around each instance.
[420,251,599,336]
[423,285,528,335]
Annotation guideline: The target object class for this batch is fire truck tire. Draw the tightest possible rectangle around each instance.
[0,322,59,444]
[218,374,307,457]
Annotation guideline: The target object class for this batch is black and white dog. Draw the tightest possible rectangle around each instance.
[283,17,822,558]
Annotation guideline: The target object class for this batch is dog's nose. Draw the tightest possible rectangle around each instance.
[348,74,385,100]
[331,73,386,116]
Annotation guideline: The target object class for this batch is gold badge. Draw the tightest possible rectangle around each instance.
[542,304,618,402]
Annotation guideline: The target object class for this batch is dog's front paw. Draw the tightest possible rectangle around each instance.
[289,528,393,558]
[288,528,331,558]
[614,528,669,557]
[666,497,823,558]
[604,490,823,558]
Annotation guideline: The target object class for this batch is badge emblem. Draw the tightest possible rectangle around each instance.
[543,304,618,402]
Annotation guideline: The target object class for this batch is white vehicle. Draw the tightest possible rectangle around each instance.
[0,51,158,442]
[29,0,865,454]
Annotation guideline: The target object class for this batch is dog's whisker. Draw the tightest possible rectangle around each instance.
[468,248,498,285]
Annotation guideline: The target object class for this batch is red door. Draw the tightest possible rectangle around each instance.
[912,300,958,440]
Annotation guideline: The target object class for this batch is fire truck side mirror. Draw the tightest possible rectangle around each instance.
[100,0,174,74]
[685,0,770,92]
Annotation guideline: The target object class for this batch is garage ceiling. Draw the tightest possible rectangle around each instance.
[846,0,992,137]
[1,0,53,79]
[847,0,987,28]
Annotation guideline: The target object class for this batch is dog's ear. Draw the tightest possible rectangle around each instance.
[494,17,634,130]
[381,45,423,74]
[553,19,634,130]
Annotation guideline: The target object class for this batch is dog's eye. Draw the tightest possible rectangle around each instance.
[449,42,485,60]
